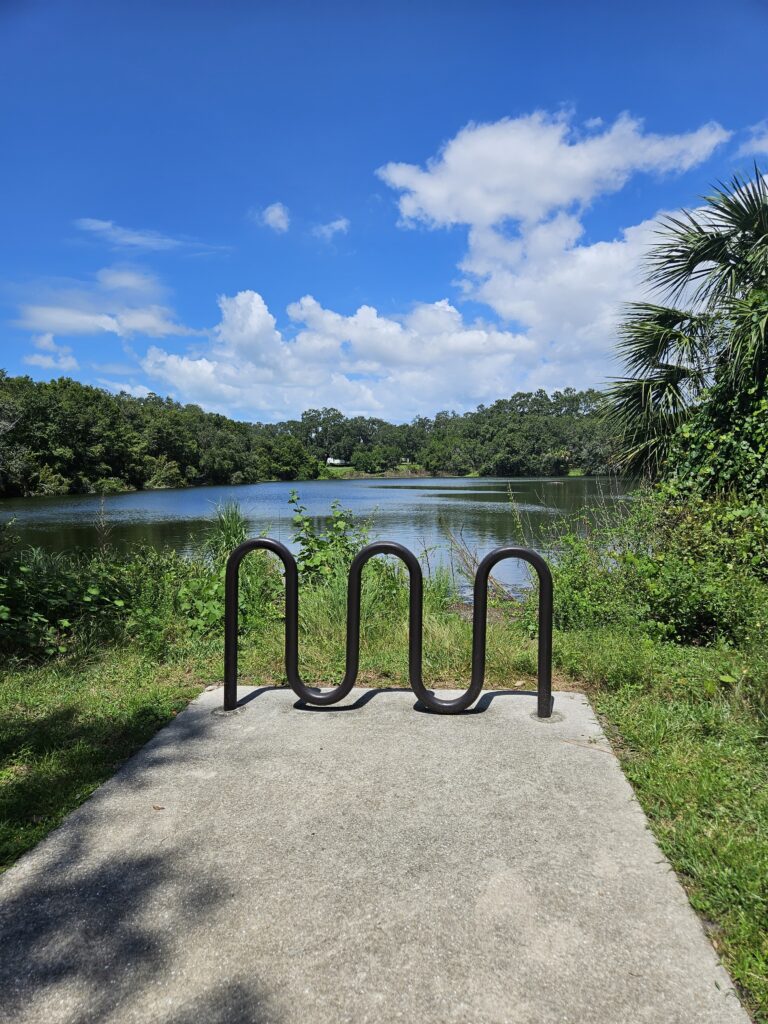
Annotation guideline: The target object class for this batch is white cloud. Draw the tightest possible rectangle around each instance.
[19,303,193,339]
[17,266,196,340]
[33,334,58,352]
[455,214,662,386]
[140,289,536,420]
[24,333,79,372]
[375,111,731,392]
[312,217,350,241]
[95,267,163,295]
[253,202,290,233]
[97,379,152,398]
[377,111,730,227]
[737,121,768,157]
[75,218,185,250]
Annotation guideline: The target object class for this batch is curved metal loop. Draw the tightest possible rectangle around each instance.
[224,537,357,710]
[480,547,553,719]
[411,546,552,716]
[224,539,553,718]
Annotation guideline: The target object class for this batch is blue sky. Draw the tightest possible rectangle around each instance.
[1,0,767,422]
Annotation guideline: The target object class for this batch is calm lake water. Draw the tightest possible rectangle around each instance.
[1,476,630,590]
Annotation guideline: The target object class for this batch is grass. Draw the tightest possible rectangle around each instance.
[551,626,768,1021]
[1,514,767,1019]
[596,686,767,1016]
[0,647,208,869]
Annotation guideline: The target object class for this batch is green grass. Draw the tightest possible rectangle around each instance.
[1,612,766,1019]
[596,686,767,1018]
[550,626,768,1021]
[0,647,209,869]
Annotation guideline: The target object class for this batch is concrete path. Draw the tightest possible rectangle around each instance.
[0,687,749,1024]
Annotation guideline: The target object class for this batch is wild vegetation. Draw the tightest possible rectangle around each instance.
[1,168,767,1017]
[607,166,768,489]
[0,374,615,496]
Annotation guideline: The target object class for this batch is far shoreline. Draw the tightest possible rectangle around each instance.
[1,466,598,502]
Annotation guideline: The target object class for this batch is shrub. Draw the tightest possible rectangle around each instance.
[0,545,133,658]
[520,491,768,648]
[92,477,130,495]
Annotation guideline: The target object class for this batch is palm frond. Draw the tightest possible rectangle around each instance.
[604,368,700,476]
[609,166,768,478]
[617,303,716,382]
[719,289,768,391]
[705,168,768,238]
[645,166,768,308]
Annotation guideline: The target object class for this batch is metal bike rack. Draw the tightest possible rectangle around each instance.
[224,540,553,717]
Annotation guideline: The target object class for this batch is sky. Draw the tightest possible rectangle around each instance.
[1,0,767,424]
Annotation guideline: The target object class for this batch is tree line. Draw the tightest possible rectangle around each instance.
[0,373,617,498]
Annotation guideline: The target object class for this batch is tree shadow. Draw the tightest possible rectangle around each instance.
[161,979,276,1024]
[0,699,209,870]
[0,737,279,1023]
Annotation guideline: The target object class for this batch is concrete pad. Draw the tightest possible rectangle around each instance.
[0,688,749,1024]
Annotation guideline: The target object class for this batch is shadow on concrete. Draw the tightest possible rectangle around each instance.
[0,804,278,1024]
[292,688,393,712]
[0,698,211,870]
[285,686,539,714]
[235,685,283,707]
[414,688,538,714]
[161,977,276,1024]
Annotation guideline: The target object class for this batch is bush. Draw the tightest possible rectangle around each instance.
[289,490,372,580]
[92,477,131,495]
[0,545,133,658]
[520,491,768,649]
[0,504,244,659]
[33,465,70,495]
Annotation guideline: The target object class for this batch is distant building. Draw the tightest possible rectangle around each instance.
[326,457,347,466]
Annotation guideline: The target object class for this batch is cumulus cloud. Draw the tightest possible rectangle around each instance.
[141,289,535,420]
[253,202,290,233]
[312,217,350,241]
[377,111,730,227]
[376,111,731,390]
[455,215,662,385]
[24,333,79,372]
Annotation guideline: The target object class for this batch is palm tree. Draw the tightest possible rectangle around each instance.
[607,167,768,476]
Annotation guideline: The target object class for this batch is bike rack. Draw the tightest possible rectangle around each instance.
[224,540,553,717]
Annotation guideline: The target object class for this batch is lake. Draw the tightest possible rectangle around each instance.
[1,476,631,591]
